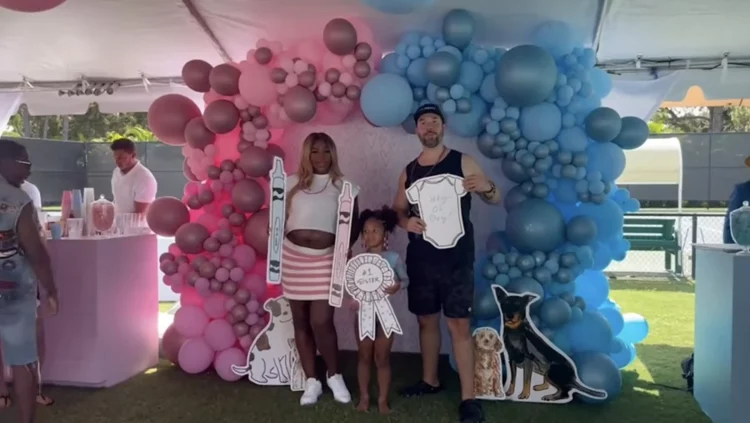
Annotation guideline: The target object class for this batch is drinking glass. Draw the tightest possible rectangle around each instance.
[67,218,84,239]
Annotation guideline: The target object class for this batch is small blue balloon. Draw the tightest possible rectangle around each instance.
[442,9,475,49]
[406,44,422,60]
[589,67,613,98]
[586,142,626,182]
[420,35,434,46]
[532,21,578,58]
[612,116,649,150]
[519,102,562,142]
[585,107,622,143]
[442,99,457,114]
[618,313,649,344]
[361,0,436,14]
[396,54,411,69]
[609,339,636,369]
[539,297,573,329]
[496,45,558,107]
[422,45,436,58]
[426,51,461,87]
[401,32,422,44]
[574,270,610,310]
[572,352,622,404]
[437,45,463,63]
[361,74,414,127]
[446,95,487,137]
[566,215,597,245]
[598,307,624,337]
[406,58,429,87]
[458,61,484,93]
[450,84,465,99]
[380,53,406,76]
[474,49,489,64]
[557,126,589,152]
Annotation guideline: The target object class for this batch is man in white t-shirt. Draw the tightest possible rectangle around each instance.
[110,138,157,214]
[20,181,42,210]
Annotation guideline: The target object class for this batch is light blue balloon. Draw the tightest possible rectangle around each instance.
[380,52,406,76]
[519,102,562,142]
[406,58,429,87]
[609,339,636,369]
[361,0,436,14]
[420,35,434,46]
[585,107,622,143]
[586,142,625,182]
[566,311,613,354]
[422,45,436,57]
[434,38,446,48]
[474,49,489,65]
[442,99,457,114]
[532,21,578,58]
[573,352,623,404]
[406,44,422,59]
[396,54,411,69]
[450,84,465,99]
[442,9,475,49]
[589,67,613,98]
[482,60,496,74]
[554,179,578,204]
[458,61,484,93]
[496,45,558,107]
[574,270,609,310]
[426,51,461,87]
[612,116,649,150]
[361,74,414,127]
[591,241,612,270]
[445,95,487,137]
[437,45,463,63]
[618,313,649,344]
[557,126,589,152]
[578,199,623,242]
[598,307,624,337]
[401,115,416,134]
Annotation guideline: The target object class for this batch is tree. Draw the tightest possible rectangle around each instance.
[649,105,750,133]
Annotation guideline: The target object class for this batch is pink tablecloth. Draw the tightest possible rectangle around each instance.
[42,234,159,388]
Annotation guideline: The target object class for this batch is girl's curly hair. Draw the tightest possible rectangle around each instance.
[359,205,399,233]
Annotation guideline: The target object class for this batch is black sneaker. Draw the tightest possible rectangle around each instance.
[459,399,485,423]
[398,380,443,397]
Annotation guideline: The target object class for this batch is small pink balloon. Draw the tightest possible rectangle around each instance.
[169,243,182,256]
[250,323,265,338]
[234,288,251,304]
[203,237,221,252]
[178,337,214,374]
[232,168,246,181]
[231,304,249,322]
[229,267,245,282]
[210,256,223,267]
[233,322,250,337]
[204,293,228,319]
[184,182,200,196]
[204,144,217,157]
[246,299,260,313]
[178,263,191,275]
[215,228,234,244]
[225,297,238,311]
[174,305,209,338]
[195,277,210,293]
[211,180,224,193]
[210,279,222,292]
[219,171,234,184]
[219,244,234,257]
[215,267,230,282]
[234,96,249,110]
[221,257,237,269]
[245,312,259,326]
[213,347,246,382]
[199,261,217,278]
[232,244,257,270]
[217,217,231,229]
[229,213,246,227]
[204,319,236,352]
[239,334,253,351]
[160,260,178,275]
[222,280,239,296]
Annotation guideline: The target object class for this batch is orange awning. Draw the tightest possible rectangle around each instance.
[662,86,749,107]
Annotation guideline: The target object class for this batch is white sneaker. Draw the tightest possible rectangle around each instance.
[300,378,323,406]
[326,373,351,404]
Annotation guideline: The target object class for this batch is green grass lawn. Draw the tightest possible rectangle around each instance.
[33,280,706,423]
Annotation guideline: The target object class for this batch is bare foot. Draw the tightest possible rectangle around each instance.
[355,397,370,412]
[378,399,392,414]
[0,394,11,409]
[37,393,55,406]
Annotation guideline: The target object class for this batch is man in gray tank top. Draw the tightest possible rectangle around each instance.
[0,139,58,423]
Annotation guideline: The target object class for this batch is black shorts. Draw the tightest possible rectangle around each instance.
[406,260,474,319]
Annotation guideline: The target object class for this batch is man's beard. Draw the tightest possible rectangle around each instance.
[418,132,441,148]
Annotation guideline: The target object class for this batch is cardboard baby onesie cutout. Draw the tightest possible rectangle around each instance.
[231,296,305,391]
[406,174,467,249]
[488,285,607,404]
[345,253,403,340]
[267,156,286,285]
[329,181,356,307]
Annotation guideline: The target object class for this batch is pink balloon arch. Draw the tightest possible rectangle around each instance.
[147,17,381,381]
[0,0,66,12]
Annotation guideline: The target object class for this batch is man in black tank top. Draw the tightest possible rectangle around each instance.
[392,105,501,423]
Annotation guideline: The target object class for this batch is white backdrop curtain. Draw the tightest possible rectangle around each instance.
[0,92,22,135]
[603,71,684,121]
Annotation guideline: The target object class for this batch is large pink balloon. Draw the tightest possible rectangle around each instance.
[209,64,241,96]
[182,60,213,93]
[204,319,236,352]
[162,324,187,366]
[185,117,216,150]
[266,143,286,161]
[236,146,273,178]
[213,347,246,382]
[283,86,317,123]
[174,305,209,338]
[243,208,269,257]
[147,197,191,236]
[178,337,214,374]
[213,129,242,163]
[238,64,277,106]
[231,179,265,213]
[204,100,240,134]
[0,0,65,12]
[175,223,211,254]
[148,94,202,146]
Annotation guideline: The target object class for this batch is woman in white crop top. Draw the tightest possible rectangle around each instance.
[282,132,359,406]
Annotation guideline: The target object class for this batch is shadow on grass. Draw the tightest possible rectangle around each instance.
[609,279,695,294]
[635,343,694,393]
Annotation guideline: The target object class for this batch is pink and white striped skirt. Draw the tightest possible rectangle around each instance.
[281,239,334,301]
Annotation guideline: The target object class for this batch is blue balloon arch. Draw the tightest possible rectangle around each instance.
[360,9,651,404]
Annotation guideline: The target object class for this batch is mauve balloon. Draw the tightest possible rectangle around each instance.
[203,237,221,253]
[220,159,236,172]
[237,140,253,153]
[161,260,178,275]
[266,144,285,160]
[247,105,261,117]
[233,322,250,337]
[231,179,265,213]
[146,197,190,237]
[223,281,239,296]
[198,261,217,278]
[240,110,251,122]
[298,71,316,88]
[183,159,199,181]
[331,82,347,98]
[197,190,214,205]
[353,61,371,78]
[325,68,341,84]
[283,86,317,123]
[270,68,288,84]
[315,91,328,102]
[234,289,251,304]
[186,195,202,210]
[175,223,210,254]
[209,64,241,96]
[231,305,249,322]
[176,255,190,265]
[210,279,222,292]
[228,213,246,227]
[148,94,201,146]
[192,256,208,269]
[323,18,358,55]
[252,115,268,129]
[221,204,235,218]
[182,60,213,92]
[254,47,273,65]
[187,272,200,285]
[221,258,237,269]
[184,117,216,150]
[160,253,175,263]
[354,42,372,61]
[207,165,221,179]
[237,146,273,178]
[215,228,233,244]
[204,100,240,134]
[243,208,269,257]
[345,85,361,100]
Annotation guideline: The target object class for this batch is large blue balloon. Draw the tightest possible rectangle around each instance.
[572,352,622,404]
[585,107,622,143]
[361,0,436,14]
[578,199,623,242]
[505,199,566,253]
[574,270,609,310]
[539,297,572,329]
[446,95,487,137]
[566,215,597,245]
[586,141,625,182]
[458,61,484,93]
[496,45,558,107]
[381,52,406,76]
[557,126,589,152]
[519,102,562,142]
[426,51,460,87]
[406,58,429,87]
[612,116,649,150]
[566,311,613,354]
[361,74,413,127]
[598,306,624,337]
[473,285,501,321]
[618,313,649,344]
[442,9,475,49]
[532,21,578,58]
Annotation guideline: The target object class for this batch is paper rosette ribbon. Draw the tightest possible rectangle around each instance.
[345,254,403,340]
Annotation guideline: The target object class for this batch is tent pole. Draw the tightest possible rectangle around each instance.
[592,0,613,53]
[181,0,232,62]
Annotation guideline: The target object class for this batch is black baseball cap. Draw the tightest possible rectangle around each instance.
[414,103,445,124]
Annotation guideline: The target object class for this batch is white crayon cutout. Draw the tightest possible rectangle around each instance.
[329,181,355,308]
[267,156,286,285]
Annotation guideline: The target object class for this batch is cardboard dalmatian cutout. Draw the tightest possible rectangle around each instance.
[477,285,607,404]
[345,253,403,340]
[329,181,356,307]
[266,157,286,285]
[232,296,305,391]
[405,174,467,249]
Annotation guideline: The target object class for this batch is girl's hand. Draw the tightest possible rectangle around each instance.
[384,281,401,296]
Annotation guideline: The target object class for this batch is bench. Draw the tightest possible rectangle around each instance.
[623,217,683,275]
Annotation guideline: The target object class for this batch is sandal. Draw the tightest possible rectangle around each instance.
[0,394,11,409]
[398,380,443,397]
[36,393,54,407]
